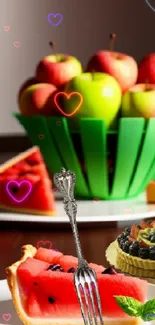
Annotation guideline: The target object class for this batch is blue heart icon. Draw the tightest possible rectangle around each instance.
[146,0,155,12]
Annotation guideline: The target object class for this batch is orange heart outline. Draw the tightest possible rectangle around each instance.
[54,91,83,117]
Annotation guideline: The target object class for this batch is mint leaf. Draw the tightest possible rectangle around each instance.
[114,296,142,317]
[140,298,155,321]
[115,296,155,321]
[142,313,155,322]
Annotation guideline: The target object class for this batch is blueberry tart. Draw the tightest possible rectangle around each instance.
[116,220,155,270]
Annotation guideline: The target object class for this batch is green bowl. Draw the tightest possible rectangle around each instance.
[14,113,155,200]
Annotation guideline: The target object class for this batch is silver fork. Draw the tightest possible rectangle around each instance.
[54,168,104,325]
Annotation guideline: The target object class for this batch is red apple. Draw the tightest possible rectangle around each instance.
[86,33,138,93]
[19,83,60,116]
[18,77,39,103]
[36,42,82,88]
[138,53,155,84]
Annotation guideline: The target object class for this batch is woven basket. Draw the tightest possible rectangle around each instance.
[14,113,155,200]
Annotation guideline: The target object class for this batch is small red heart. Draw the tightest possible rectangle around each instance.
[3,25,10,31]
[34,34,39,40]
[3,314,11,322]
[93,198,100,204]
[37,240,52,249]
[38,134,44,140]
[13,40,20,48]
[56,120,61,126]
[12,229,18,236]
[54,92,83,117]
[124,208,132,213]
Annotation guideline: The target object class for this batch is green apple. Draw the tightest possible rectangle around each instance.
[122,84,155,118]
[63,72,122,129]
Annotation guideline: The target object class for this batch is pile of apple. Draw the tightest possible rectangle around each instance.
[18,35,155,129]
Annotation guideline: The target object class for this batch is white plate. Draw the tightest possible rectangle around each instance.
[0,279,154,324]
[0,193,155,223]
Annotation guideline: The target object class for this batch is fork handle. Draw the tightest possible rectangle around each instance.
[64,198,86,266]
[54,168,86,266]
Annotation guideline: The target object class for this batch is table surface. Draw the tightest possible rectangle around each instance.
[0,152,151,282]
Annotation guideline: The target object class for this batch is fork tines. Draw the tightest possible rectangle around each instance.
[74,267,104,325]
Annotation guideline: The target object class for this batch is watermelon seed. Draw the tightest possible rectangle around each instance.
[102,267,117,275]
[33,282,38,286]
[67,267,75,273]
[48,297,55,304]
[26,159,38,166]
[47,264,64,272]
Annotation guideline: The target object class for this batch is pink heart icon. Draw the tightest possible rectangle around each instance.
[3,25,10,31]
[37,240,52,249]
[13,40,20,48]
[6,180,32,203]
[2,313,11,322]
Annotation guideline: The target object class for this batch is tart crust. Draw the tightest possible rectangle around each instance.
[6,245,37,325]
[5,245,143,325]
[116,240,155,270]
[116,254,155,280]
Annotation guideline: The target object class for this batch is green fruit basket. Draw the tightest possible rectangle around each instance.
[14,113,155,200]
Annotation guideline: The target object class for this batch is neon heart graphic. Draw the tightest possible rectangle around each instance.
[6,180,32,203]
[2,313,12,322]
[145,0,155,11]
[54,92,83,117]
[47,13,63,26]
[37,240,52,249]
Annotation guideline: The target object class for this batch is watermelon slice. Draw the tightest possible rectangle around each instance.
[34,248,105,273]
[0,146,56,215]
[6,244,148,325]
[34,247,63,264]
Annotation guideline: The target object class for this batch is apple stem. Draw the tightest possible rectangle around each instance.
[145,79,150,91]
[49,41,57,61]
[92,70,95,80]
[109,33,116,51]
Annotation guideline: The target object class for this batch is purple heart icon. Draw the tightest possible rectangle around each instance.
[6,180,32,203]
[47,13,63,26]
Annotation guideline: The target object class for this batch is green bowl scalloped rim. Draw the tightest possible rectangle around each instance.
[14,113,155,200]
